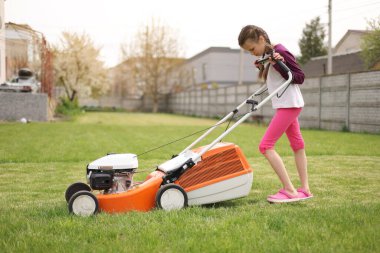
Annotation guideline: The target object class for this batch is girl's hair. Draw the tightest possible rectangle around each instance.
[238,25,273,81]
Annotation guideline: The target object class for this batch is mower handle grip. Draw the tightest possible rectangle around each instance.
[255,55,271,65]
[274,59,291,73]
[255,55,290,73]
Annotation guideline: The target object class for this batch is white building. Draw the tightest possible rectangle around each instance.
[333,30,369,55]
[169,47,259,92]
[5,22,41,79]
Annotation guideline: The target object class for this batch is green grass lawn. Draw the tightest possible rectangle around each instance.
[0,112,379,253]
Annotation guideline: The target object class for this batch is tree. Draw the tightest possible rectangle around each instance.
[361,16,380,70]
[53,32,109,102]
[167,65,194,93]
[298,16,327,65]
[122,19,184,113]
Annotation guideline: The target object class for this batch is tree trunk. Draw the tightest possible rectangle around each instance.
[70,90,77,102]
[152,98,158,113]
[152,91,159,113]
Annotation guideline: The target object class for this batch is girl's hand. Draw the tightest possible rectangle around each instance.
[269,53,284,65]
[254,60,263,70]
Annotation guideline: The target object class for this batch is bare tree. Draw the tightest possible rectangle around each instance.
[109,57,139,98]
[122,19,184,112]
[53,32,109,102]
[167,63,194,93]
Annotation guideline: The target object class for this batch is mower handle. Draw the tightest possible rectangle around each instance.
[192,70,293,162]
[179,54,292,159]
[275,59,291,73]
[255,55,271,65]
[255,54,291,73]
[180,82,267,154]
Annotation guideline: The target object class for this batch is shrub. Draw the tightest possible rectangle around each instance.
[55,97,82,117]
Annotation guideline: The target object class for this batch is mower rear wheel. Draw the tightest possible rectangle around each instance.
[65,182,92,203]
[68,191,99,216]
[156,184,188,211]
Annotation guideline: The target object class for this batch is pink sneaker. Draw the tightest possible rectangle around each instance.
[267,189,300,203]
[297,188,313,200]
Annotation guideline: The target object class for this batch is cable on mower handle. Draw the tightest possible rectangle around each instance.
[271,53,292,98]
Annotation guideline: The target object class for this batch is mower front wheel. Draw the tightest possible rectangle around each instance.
[65,182,92,203]
[68,191,99,216]
[156,184,188,211]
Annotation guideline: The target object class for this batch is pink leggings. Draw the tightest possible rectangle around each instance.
[259,108,305,154]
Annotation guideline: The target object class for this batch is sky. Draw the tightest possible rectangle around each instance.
[4,0,380,67]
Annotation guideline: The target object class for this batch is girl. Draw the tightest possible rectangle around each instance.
[238,25,313,203]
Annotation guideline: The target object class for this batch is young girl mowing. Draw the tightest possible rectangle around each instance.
[238,25,313,203]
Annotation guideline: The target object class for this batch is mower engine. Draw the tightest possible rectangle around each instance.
[86,154,138,193]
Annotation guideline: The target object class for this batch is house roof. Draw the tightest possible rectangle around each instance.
[6,22,34,32]
[333,29,369,54]
[110,56,185,70]
[302,51,366,77]
[302,29,373,77]
[188,47,242,62]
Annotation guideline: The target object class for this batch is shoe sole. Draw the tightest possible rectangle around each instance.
[298,196,313,200]
[267,198,301,203]
[268,196,313,203]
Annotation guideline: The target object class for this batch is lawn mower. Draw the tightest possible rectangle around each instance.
[65,56,292,216]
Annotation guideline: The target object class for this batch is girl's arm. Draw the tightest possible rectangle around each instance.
[272,45,305,84]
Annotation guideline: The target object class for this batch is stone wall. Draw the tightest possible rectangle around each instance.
[0,92,49,121]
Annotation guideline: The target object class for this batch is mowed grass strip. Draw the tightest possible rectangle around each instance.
[0,112,379,253]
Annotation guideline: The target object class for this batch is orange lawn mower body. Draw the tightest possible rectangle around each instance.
[92,142,252,214]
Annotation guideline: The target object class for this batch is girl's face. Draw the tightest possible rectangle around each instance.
[241,36,266,56]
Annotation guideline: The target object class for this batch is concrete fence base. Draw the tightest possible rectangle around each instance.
[0,92,49,121]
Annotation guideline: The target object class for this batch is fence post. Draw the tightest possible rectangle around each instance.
[200,89,203,117]
[208,88,211,118]
[347,73,351,131]
[194,90,199,117]
[224,86,227,115]
[188,90,191,115]
[247,82,250,99]
[191,90,194,115]
[179,93,181,114]
[318,76,322,129]
[182,92,185,114]
[235,84,238,108]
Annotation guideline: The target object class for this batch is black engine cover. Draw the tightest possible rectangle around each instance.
[90,173,113,190]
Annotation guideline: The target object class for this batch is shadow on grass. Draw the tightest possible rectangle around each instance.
[201,197,262,209]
